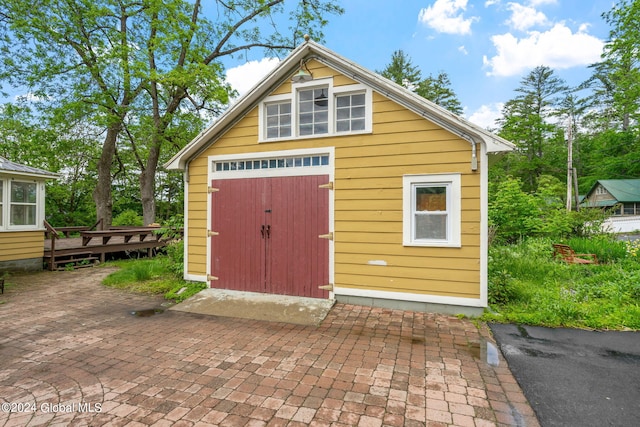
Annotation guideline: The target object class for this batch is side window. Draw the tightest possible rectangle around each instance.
[0,180,3,227]
[10,181,37,226]
[403,174,461,247]
[335,92,366,132]
[265,101,292,139]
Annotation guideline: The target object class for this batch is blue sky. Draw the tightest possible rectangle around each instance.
[225,0,614,129]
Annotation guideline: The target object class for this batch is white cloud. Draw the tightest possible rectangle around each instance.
[483,23,604,77]
[528,0,557,6]
[506,3,549,31]
[225,57,280,96]
[418,0,479,35]
[467,103,504,129]
[458,45,469,55]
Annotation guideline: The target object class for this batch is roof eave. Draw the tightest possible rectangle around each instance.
[164,43,316,171]
[164,40,515,170]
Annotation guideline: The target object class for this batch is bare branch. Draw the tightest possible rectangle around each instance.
[205,0,286,64]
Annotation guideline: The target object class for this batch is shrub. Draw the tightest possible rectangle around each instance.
[165,240,184,277]
[112,209,143,226]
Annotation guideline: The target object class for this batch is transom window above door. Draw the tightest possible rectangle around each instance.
[259,79,372,142]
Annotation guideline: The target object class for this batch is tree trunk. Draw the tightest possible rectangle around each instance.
[93,126,120,229]
[140,141,160,226]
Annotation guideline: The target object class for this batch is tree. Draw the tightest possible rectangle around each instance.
[0,100,100,225]
[599,0,640,131]
[496,66,569,191]
[378,50,422,89]
[378,50,463,114]
[417,71,463,115]
[0,0,343,226]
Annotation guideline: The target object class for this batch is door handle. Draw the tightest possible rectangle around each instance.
[260,225,265,238]
[266,225,271,238]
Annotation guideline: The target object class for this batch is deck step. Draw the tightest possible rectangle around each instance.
[45,254,100,271]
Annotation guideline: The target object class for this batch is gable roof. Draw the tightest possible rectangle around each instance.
[164,39,515,171]
[588,179,640,202]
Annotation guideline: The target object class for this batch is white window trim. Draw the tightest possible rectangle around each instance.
[258,78,372,142]
[403,173,461,248]
[0,177,46,231]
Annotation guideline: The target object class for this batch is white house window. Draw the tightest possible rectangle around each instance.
[10,181,37,226]
[336,92,366,132]
[265,101,292,139]
[403,174,461,247]
[259,79,371,141]
[298,87,329,136]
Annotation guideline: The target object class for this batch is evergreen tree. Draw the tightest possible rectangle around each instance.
[496,66,569,191]
[378,51,463,114]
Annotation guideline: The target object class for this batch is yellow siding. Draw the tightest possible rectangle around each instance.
[0,231,45,261]
[185,62,483,299]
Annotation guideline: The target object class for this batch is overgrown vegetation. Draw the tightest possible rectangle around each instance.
[102,245,204,303]
[102,213,202,302]
[484,237,640,330]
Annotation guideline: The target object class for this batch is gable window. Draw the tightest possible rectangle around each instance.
[336,92,366,132]
[265,101,292,139]
[403,174,461,247]
[298,88,329,136]
[259,79,371,142]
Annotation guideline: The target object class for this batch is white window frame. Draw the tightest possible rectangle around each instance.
[258,78,372,142]
[403,173,461,247]
[0,177,45,231]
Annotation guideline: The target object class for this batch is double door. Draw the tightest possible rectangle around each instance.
[210,175,329,298]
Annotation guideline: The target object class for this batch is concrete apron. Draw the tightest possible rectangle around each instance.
[170,288,335,326]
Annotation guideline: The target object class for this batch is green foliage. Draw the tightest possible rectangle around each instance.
[485,238,640,330]
[102,254,202,302]
[489,177,541,242]
[378,50,422,87]
[165,240,184,277]
[378,50,463,114]
[112,210,144,227]
[496,66,569,192]
[165,280,207,303]
[1,0,343,226]
[416,72,463,115]
[102,258,177,293]
[489,175,610,243]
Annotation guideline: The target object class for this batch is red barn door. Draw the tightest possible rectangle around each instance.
[210,175,329,298]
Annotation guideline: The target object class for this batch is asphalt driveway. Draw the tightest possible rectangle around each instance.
[0,268,539,426]
[490,324,640,427]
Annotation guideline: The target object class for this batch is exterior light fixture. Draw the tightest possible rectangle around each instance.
[314,88,328,107]
[291,59,312,83]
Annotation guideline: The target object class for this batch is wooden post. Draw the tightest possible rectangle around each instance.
[566,116,573,211]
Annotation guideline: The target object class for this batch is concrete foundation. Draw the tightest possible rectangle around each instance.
[0,258,43,273]
[335,294,485,317]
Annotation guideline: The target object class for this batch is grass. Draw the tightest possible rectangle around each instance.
[101,256,206,302]
[482,236,640,330]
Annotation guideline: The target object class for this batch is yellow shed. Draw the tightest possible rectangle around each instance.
[165,40,514,316]
[0,157,58,272]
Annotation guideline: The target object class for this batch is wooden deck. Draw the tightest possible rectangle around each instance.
[43,226,178,270]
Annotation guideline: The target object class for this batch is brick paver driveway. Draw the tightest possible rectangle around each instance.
[0,268,538,426]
